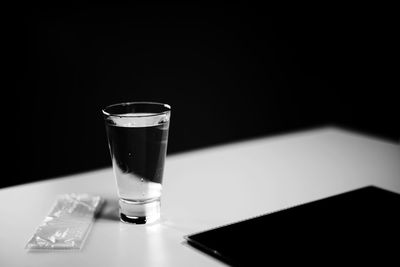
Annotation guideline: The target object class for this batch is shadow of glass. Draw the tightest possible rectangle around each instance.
[96,197,120,221]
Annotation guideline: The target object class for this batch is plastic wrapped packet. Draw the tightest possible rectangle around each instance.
[25,194,103,250]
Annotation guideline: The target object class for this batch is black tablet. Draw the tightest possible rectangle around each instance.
[185,186,400,266]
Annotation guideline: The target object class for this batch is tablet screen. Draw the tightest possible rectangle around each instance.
[185,186,400,265]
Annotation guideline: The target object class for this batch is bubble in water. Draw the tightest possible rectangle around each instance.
[140,178,144,182]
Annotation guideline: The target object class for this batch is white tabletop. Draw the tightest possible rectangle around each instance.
[1,126,399,266]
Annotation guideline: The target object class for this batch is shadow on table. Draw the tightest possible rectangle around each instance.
[96,197,120,221]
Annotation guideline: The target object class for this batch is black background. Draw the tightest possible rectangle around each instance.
[4,4,398,188]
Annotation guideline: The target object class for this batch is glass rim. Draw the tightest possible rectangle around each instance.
[102,101,171,118]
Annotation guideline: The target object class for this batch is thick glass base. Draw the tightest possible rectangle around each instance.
[119,198,160,224]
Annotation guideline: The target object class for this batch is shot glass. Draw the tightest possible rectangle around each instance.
[102,102,171,224]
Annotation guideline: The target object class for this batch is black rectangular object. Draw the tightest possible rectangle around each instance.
[185,186,400,266]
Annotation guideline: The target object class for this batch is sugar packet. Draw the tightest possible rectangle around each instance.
[25,194,103,250]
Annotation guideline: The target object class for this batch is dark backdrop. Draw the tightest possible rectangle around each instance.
[4,4,398,188]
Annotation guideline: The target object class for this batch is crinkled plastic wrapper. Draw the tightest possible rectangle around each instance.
[25,194,103,250]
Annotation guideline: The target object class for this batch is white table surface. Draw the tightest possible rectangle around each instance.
[1,126,399,266]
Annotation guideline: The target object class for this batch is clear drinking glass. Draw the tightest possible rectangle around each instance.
[102,102,171,224]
